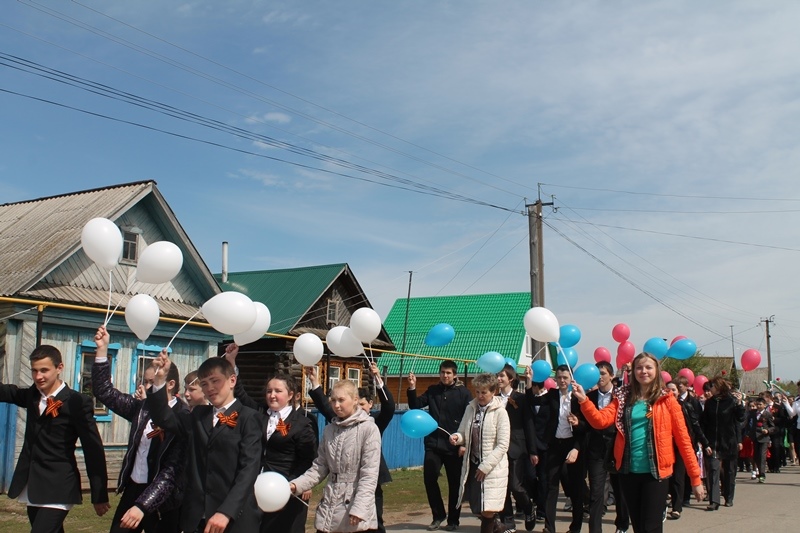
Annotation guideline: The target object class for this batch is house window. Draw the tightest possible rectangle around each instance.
[130,343,171,394]
[74,340,120,422]
[347,367,361,384]
[326,299,338,325]
[122,231,139,262]
[328,366,340,390]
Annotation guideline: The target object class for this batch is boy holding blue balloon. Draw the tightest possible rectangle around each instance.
[408,360,472,531]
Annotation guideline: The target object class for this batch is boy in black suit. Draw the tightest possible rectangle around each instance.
[0,344,109,533]
[147,350,263,533]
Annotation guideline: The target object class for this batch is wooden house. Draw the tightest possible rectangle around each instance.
[0,181,226,491]
[215,264,395,406]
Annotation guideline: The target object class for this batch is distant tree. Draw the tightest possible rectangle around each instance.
[661,352,709,380]
[728,358,741,390]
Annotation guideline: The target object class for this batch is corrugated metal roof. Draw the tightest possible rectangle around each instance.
[0,181,153,295]
[216,264,346,334]
[377,292,531,375]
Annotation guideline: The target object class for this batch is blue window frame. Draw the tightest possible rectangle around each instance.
[74,340,120,422]
[130,343,172,394]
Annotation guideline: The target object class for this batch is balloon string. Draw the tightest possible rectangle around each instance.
[103,270,114,325]
[165,308,201,352]
[103,288,133,328]
[292,494,310,507]
[437,426,452,436]
[555,342,574,380]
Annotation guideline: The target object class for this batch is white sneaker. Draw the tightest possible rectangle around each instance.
[750,472,757,480]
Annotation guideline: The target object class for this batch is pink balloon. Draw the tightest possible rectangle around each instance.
[677,368,695,386]
[594,347,612,364]
[617,341,635,363]
[693,375,709,391]
[741,349,761,372]
[544,377,557,390]
[612,323,631,343]
[670,335,688,346]
[661,371,672,383]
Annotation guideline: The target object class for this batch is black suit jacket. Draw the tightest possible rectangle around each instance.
[0,383,108,505]
[233,381,317,480]
[503,390,537,459]
[585,388,617,461]
[526,387,586,451]
[146,386,263,533]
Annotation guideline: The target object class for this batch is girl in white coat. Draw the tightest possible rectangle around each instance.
[450,373,510,533]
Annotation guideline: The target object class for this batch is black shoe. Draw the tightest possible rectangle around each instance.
[443,525,459,531]
[427,520,443,531]
[524,514,536,532]
[705,503,719,511]
[724,501,733,507]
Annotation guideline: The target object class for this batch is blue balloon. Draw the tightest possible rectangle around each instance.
[573,363,601,391]
[559,324,582,349]
[557,346,579,368]
[532,360,552,382]
[504,357,517,368]
[643,337,669,360]
[666,338,697,361]
[424,323,455,347]
[400,409,438,438]
[477,351,506,373]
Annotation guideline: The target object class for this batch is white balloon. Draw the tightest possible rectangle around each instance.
[201,292,258,335]
[253,471,291,513]
[125,294,160,341]
[81,218,123,270]
[326,326,364,357]
[349,308,382,344]
[233,302,271,346]
[293,333,324,366]
[135,241,183,284]
[523,307,560,343]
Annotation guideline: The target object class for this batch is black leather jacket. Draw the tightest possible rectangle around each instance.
[92,361,187,513]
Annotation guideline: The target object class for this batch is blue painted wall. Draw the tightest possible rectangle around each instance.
[0,403,17,492]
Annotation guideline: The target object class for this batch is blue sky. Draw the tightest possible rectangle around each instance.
[4,1,800,381]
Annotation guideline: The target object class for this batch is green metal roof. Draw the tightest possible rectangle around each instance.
[214,264,346,334]
[377,292,531,375]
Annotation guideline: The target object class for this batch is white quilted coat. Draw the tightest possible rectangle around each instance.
[291,408,381,532]
[452,396,510,512]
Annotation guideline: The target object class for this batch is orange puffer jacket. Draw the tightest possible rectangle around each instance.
[579,391,701,488]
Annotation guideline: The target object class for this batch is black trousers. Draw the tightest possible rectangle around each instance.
[376,483,385,533]
[423,449,463,526]
[544,437,585,533]
[260,492,308,533]
[753,440,769,478]
[586,456,628,533]
[27,506,69,533]
[618,473,669,533]
[668,450,686,512]
[501,456,532,524]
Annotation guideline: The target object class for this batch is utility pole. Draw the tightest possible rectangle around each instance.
[762,315,775,381]
[527,189,554,361]
[397,271,413,400]
[729,325,735,359]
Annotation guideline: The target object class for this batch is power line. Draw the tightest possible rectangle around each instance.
[540,182,800,202]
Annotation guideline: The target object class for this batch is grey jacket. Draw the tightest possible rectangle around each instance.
[291,408,381,532]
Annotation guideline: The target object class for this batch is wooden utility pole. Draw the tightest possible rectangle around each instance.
[527,193,553,361]
[762,315,775,381]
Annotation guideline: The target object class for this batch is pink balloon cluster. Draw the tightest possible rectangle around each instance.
[611,323,635,370]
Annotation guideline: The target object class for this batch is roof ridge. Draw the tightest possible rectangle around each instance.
[1,180,154,207]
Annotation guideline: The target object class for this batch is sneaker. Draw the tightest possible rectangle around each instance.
[443,525,459,532]
[524,514,536,532]
[564,502,573,512]
[427,520,443,531]
[758,477,765,483]
[751,472,757,480]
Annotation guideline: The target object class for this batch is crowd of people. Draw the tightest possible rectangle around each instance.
[1,326,798,533]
